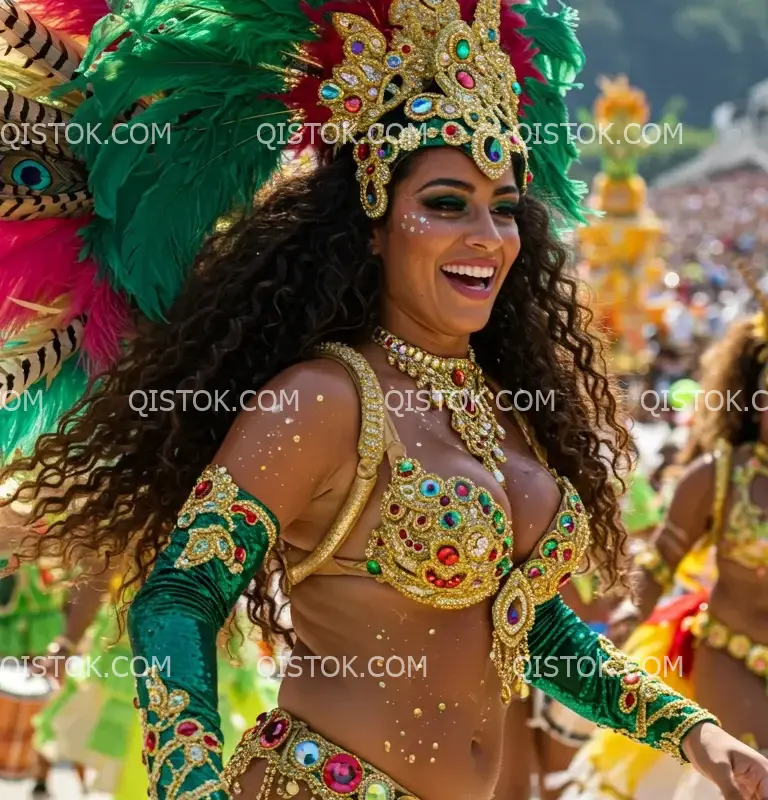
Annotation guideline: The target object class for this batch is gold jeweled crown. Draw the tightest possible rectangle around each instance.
[317,0,530,218]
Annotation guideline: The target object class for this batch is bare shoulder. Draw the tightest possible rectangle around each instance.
[670,453,717,505]
[211,357,364,524]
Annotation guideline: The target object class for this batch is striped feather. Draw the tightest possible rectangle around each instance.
[0,314,85,405]
[0,0,84,81]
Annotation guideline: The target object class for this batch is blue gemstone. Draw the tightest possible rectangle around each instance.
[420,479,439,497]
[387,55,402,68]
[512,81,521,95]
[366,193,376,205]
[294,740,320,767]
[411,97,433,115]
[351,41,364,55]
[507,606,519,625]
[488,29,497,42]
[321,83,341,100]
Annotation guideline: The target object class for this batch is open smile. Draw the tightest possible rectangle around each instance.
[439,263,498,298]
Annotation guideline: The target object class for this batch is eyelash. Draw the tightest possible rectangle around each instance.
[421,196,522,218]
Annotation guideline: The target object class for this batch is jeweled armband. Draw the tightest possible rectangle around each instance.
[175,465,278,575]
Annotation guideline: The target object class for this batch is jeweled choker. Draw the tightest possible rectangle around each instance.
[373,327,507,484]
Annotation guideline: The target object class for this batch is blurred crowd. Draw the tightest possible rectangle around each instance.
[629,169,768,420]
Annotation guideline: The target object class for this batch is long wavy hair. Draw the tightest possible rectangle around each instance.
[0,147,632,646]
[680,317,764,465]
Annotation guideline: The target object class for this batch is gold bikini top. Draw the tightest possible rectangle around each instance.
[284,343,592,701]
[714,440,768,571]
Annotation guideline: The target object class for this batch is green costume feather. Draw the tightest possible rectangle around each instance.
[66,0,321,320]
[517,0,588,225]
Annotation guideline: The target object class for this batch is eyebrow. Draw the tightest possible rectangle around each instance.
[417,178,520,196]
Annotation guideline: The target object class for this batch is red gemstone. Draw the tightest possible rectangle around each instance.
[439,496,450,506]
[377,537,384,546]
[445,124,458,137]
[437,545,459,566]
[426,572,436,583]
[526,172,533,183]
[234,546,246,563]
[256,712,268,728]
[416,515,427,525]
[177,721,199,737]
[401,44,412,54]
[405,539,413,548]
[624,693,636,709]
[413,542,424,552]
[366,164,375,175]
[447,574,465,588]
[529,567,542,578]
[466,398,476,414]
[194,480,212,499]
[451,368,466,386]
[357,142,370,160]
[488,549,498,561]
[203,734,218,748]
[344,96,362,113]
[434,578,446,588]
[384,336,393,347]
[623,673,641,686]
[563,549,573,561]
[559,573,572,587]
[145,731,157,752]
[323,753,363,793]
[390,504,400,514]
[455,483,469,497]
[231,504,258,524]
[399,529,407,540]
[456,71,475,89]
[260,718,289,748]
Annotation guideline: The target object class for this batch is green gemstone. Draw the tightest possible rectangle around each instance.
[479,492,491,507]
[492,509,504,526]
[503,537,512,548]
[365,783,390,800]
[366,560,382,575]
[455,39,471,59]
[194,540,209,553]
[0,558,8,570]
[399,460,413,473]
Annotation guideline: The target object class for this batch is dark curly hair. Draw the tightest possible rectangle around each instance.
[0,147,632,647]
[680,317,765,465]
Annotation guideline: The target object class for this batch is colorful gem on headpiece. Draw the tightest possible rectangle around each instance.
[315,0,532,218]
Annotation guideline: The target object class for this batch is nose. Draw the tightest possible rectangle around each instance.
[464,209,504,252]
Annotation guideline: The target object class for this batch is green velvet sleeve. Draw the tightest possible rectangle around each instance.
[127,465,279,799]
[524,594,718,763]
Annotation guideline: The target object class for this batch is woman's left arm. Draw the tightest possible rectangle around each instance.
[526,595,768,798]
[525,593,714,761]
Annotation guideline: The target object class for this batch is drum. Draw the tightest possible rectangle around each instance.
[0,661,53,779]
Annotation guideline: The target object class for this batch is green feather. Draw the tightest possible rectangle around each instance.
[65,0,319,320]
[0,359,89,460]
[518,0,589,227]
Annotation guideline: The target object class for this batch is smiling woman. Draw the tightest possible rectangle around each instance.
[2,0,768,798]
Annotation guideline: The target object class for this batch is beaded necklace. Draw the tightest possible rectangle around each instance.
[373,327,507,485]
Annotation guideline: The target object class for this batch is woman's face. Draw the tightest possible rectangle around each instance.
[372,147,522,338]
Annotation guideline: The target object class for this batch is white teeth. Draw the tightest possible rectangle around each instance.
[440,264,495,278]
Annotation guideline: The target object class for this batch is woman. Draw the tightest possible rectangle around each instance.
[566,307,768,800]
[2,0,768,798]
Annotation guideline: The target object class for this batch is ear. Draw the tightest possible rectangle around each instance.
[370,223,386,257]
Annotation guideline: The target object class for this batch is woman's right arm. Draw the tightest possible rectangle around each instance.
[129,361,359,799]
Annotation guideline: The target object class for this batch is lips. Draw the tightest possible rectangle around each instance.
[439,262,498,296]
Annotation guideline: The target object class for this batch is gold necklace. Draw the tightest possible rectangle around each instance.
[373,327,507,485]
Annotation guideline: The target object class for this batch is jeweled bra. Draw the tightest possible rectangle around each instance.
[720,442,768,571]
[286,343,593,702]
